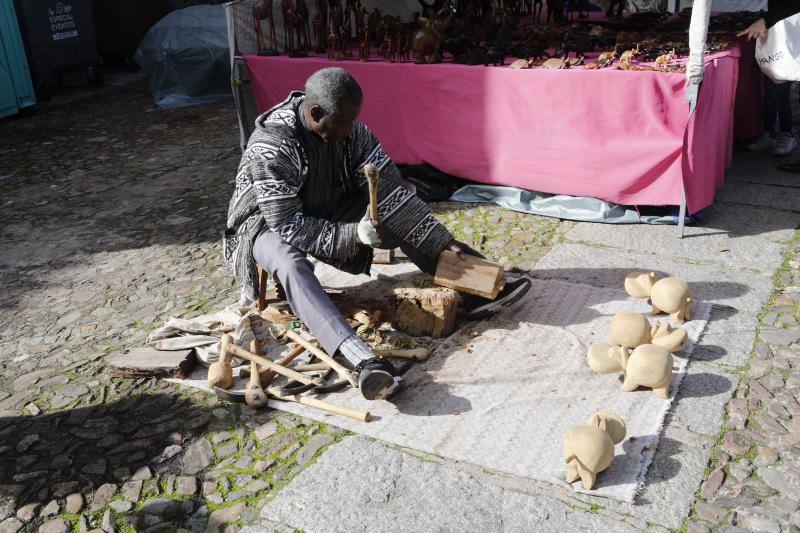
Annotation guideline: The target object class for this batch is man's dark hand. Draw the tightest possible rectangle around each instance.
[446,239,485,260]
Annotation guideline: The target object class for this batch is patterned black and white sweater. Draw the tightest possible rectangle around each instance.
[224,92,454,299]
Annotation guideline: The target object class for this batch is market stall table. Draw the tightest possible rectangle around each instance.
[245,48,741,214]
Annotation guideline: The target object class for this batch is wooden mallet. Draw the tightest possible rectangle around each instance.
[364,163,380,226]
[285,329,358,388]
[244,340,268,409]
[266,387,371,422]
[226,343,323,387]
[207,334,234,389]
[374,348,430,362]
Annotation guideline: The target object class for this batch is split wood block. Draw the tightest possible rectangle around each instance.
[108,347,196,379]
[391,275,458,338]
[433,250,505,299]
[372,248,395,265]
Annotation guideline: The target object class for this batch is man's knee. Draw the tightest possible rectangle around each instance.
[253,232,309,279]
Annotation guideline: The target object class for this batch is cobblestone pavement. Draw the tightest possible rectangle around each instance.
[687,243,800,533]
[0,80,569,532]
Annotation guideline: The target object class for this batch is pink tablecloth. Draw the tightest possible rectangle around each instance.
[245,49,740,214]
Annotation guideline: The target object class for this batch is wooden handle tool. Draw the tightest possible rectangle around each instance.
[291,362,331,373]
[364,163,380,226]
[285,330,357,388]
[227,344,323,387]
[261,344,306,385]
[266,387,370,422]
[244,340,268,408]
[374,348,430,362]
[207,334,234,389]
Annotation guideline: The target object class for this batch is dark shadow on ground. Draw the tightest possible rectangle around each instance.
[0,390,234,529]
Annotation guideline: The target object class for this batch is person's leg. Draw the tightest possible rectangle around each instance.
[775,81,793,135]
[253,230,400,400]
[252,230,354,357]
[763,78,778,136]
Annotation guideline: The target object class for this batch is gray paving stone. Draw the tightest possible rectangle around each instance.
[690,310,759,367]
[667,363,739,436]
[564,204,796,270]
[715,182,800,213]
[259,436,640,533]
[534,243,775,314]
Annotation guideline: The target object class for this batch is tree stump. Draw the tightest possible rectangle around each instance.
[391,275,458,338]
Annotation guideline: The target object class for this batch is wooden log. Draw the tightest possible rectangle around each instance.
[433,250,505,299]
[372,248,394,264]
[108,347,196,379]
[391,275,458,338]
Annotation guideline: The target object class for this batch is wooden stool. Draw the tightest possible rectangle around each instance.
[256,266,287,312]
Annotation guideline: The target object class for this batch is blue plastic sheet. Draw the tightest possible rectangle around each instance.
[134,4,231,109]
[449,185,694,225]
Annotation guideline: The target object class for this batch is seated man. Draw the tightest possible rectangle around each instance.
[224,67,530,401]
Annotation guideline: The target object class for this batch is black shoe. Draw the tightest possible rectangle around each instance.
[355,358,402,400]
[464,277,532,321]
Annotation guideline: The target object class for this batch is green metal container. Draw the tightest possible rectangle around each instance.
[0,0,35,118]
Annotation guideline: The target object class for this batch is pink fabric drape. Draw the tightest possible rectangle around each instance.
[245,48,740,214]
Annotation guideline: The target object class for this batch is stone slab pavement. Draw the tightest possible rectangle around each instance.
[251,157,800,531]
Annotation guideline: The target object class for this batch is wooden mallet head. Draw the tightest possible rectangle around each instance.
[244,340,268,409]
[207,334,234,389]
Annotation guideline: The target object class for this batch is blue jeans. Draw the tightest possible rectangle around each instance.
[763,78,793,135]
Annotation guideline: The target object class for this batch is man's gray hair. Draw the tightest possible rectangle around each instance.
[304,67,363,117]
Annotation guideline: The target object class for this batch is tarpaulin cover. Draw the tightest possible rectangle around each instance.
[134,4,231,109]
[245,48,739,214]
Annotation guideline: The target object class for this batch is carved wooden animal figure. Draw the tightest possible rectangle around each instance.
[624,271,657,298]
[617,45,640,70]
[563,411,626,490]
[358,24,369,60]
[509,58,534,69]
[294,0,311,51]
[411,9,453,64]
[654,49,676,70]
[650,277,693,324]
[586,50,616,69]
[314,0,328,52]
[620,344,673,399]
[253,0,277,53]
[282,0,296,52]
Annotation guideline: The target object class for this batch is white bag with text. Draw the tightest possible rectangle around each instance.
[755,13,800,82]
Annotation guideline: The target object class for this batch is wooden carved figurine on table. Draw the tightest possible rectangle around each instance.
[563,410,627,490]
[358,24,369,61]
[617,45,641,70]
[327,23,339,59]
[411,8,455,64]
[291,0,311,56]
[397,32,410,63]
[253,0,278,56]
[532,0,543,21]
[281,0,296,53]
[654,49,676,70]
[313,0,327,52]
[586,50,616,69]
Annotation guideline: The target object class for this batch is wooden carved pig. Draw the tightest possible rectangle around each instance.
[650,277,693,324]
[564,410,627,490]
[624,271,657,298]
[620,344,673,399]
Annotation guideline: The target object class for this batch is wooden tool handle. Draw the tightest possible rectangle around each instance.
[266,388,370,422]
[248,341,261,389]
[285,330,357,388]
[291,362,331,373]
[364,163,379,226]
[220,334,231,363]
[262,344,306,385]
[374,348,429,361]
[227,344,319,386]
